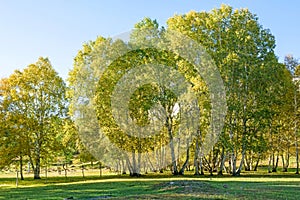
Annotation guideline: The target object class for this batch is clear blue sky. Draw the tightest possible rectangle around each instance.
[0,0,299,80]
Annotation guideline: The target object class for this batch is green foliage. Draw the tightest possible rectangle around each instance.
[1,5,299,178]
[167,4,294,175]
[0,57,68,179]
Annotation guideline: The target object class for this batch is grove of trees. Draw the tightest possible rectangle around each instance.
[1,5,300,179]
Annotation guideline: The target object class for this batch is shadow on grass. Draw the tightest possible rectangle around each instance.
[1,176,300,200]
[0,179,229,200]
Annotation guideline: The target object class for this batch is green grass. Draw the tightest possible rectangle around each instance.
[1,171,300,199]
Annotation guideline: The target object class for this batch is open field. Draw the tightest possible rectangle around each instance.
[1,170,300,200]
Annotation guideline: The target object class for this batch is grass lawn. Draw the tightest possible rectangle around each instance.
[1,170,300,199]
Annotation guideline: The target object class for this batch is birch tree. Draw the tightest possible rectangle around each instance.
[167,5,283,175]
[0,57,67,179]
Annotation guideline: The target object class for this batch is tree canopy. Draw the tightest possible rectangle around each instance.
[1,5,299,178]
[0,57,68,179]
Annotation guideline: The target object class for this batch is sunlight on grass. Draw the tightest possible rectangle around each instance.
[1,171,300,199]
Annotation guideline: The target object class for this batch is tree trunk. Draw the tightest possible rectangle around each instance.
[294,86,299,174]
[130,151,140,177]
[137,152,141,176]
[164,109,178,175]
[282,150,290,172]
[236,146,245,176]
[147,153,155,172]
[194,160,200,175]
[115,159,120,174]
[121,159,126,174]
[162,145,166,172]
[125,154,133,175]
[253,154,260,171]
[81,165,85,178]
[20,155,24,180]
[179,139,190,175]
[45,164,48,182]
[194,136,200,175]
[99,162,102,177]
[200,156,204,175]
[286,150,290,169]
[275,154,279,170]
[295,139,299,174]
[63,163,68,178]
[268,155,272,173]
[229,113,237,176]
[16,170,19,187]
[33,140,41,179]
[29,156,35,176]
[231,152,237,176]
[155,149,160,172]
[296,145,299,174]
[169,134,178,175]
[132,151,136,176]
[272,153,279,172]
[212,149,220,173]
[33,157,41,179]
[244,151,253,171]
[236,118,247,176]
[218,147,226,175]
[203,155,213,176]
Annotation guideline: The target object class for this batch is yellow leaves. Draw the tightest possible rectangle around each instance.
[220,4,233,14]
[225,52,239,63]
[0,56,67,159]
[82,44,92,56]
[245,35,252,42]
[94,36,107,48]
[0,78,9,97]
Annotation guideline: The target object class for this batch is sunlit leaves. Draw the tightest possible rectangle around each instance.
[0,57,67,178]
